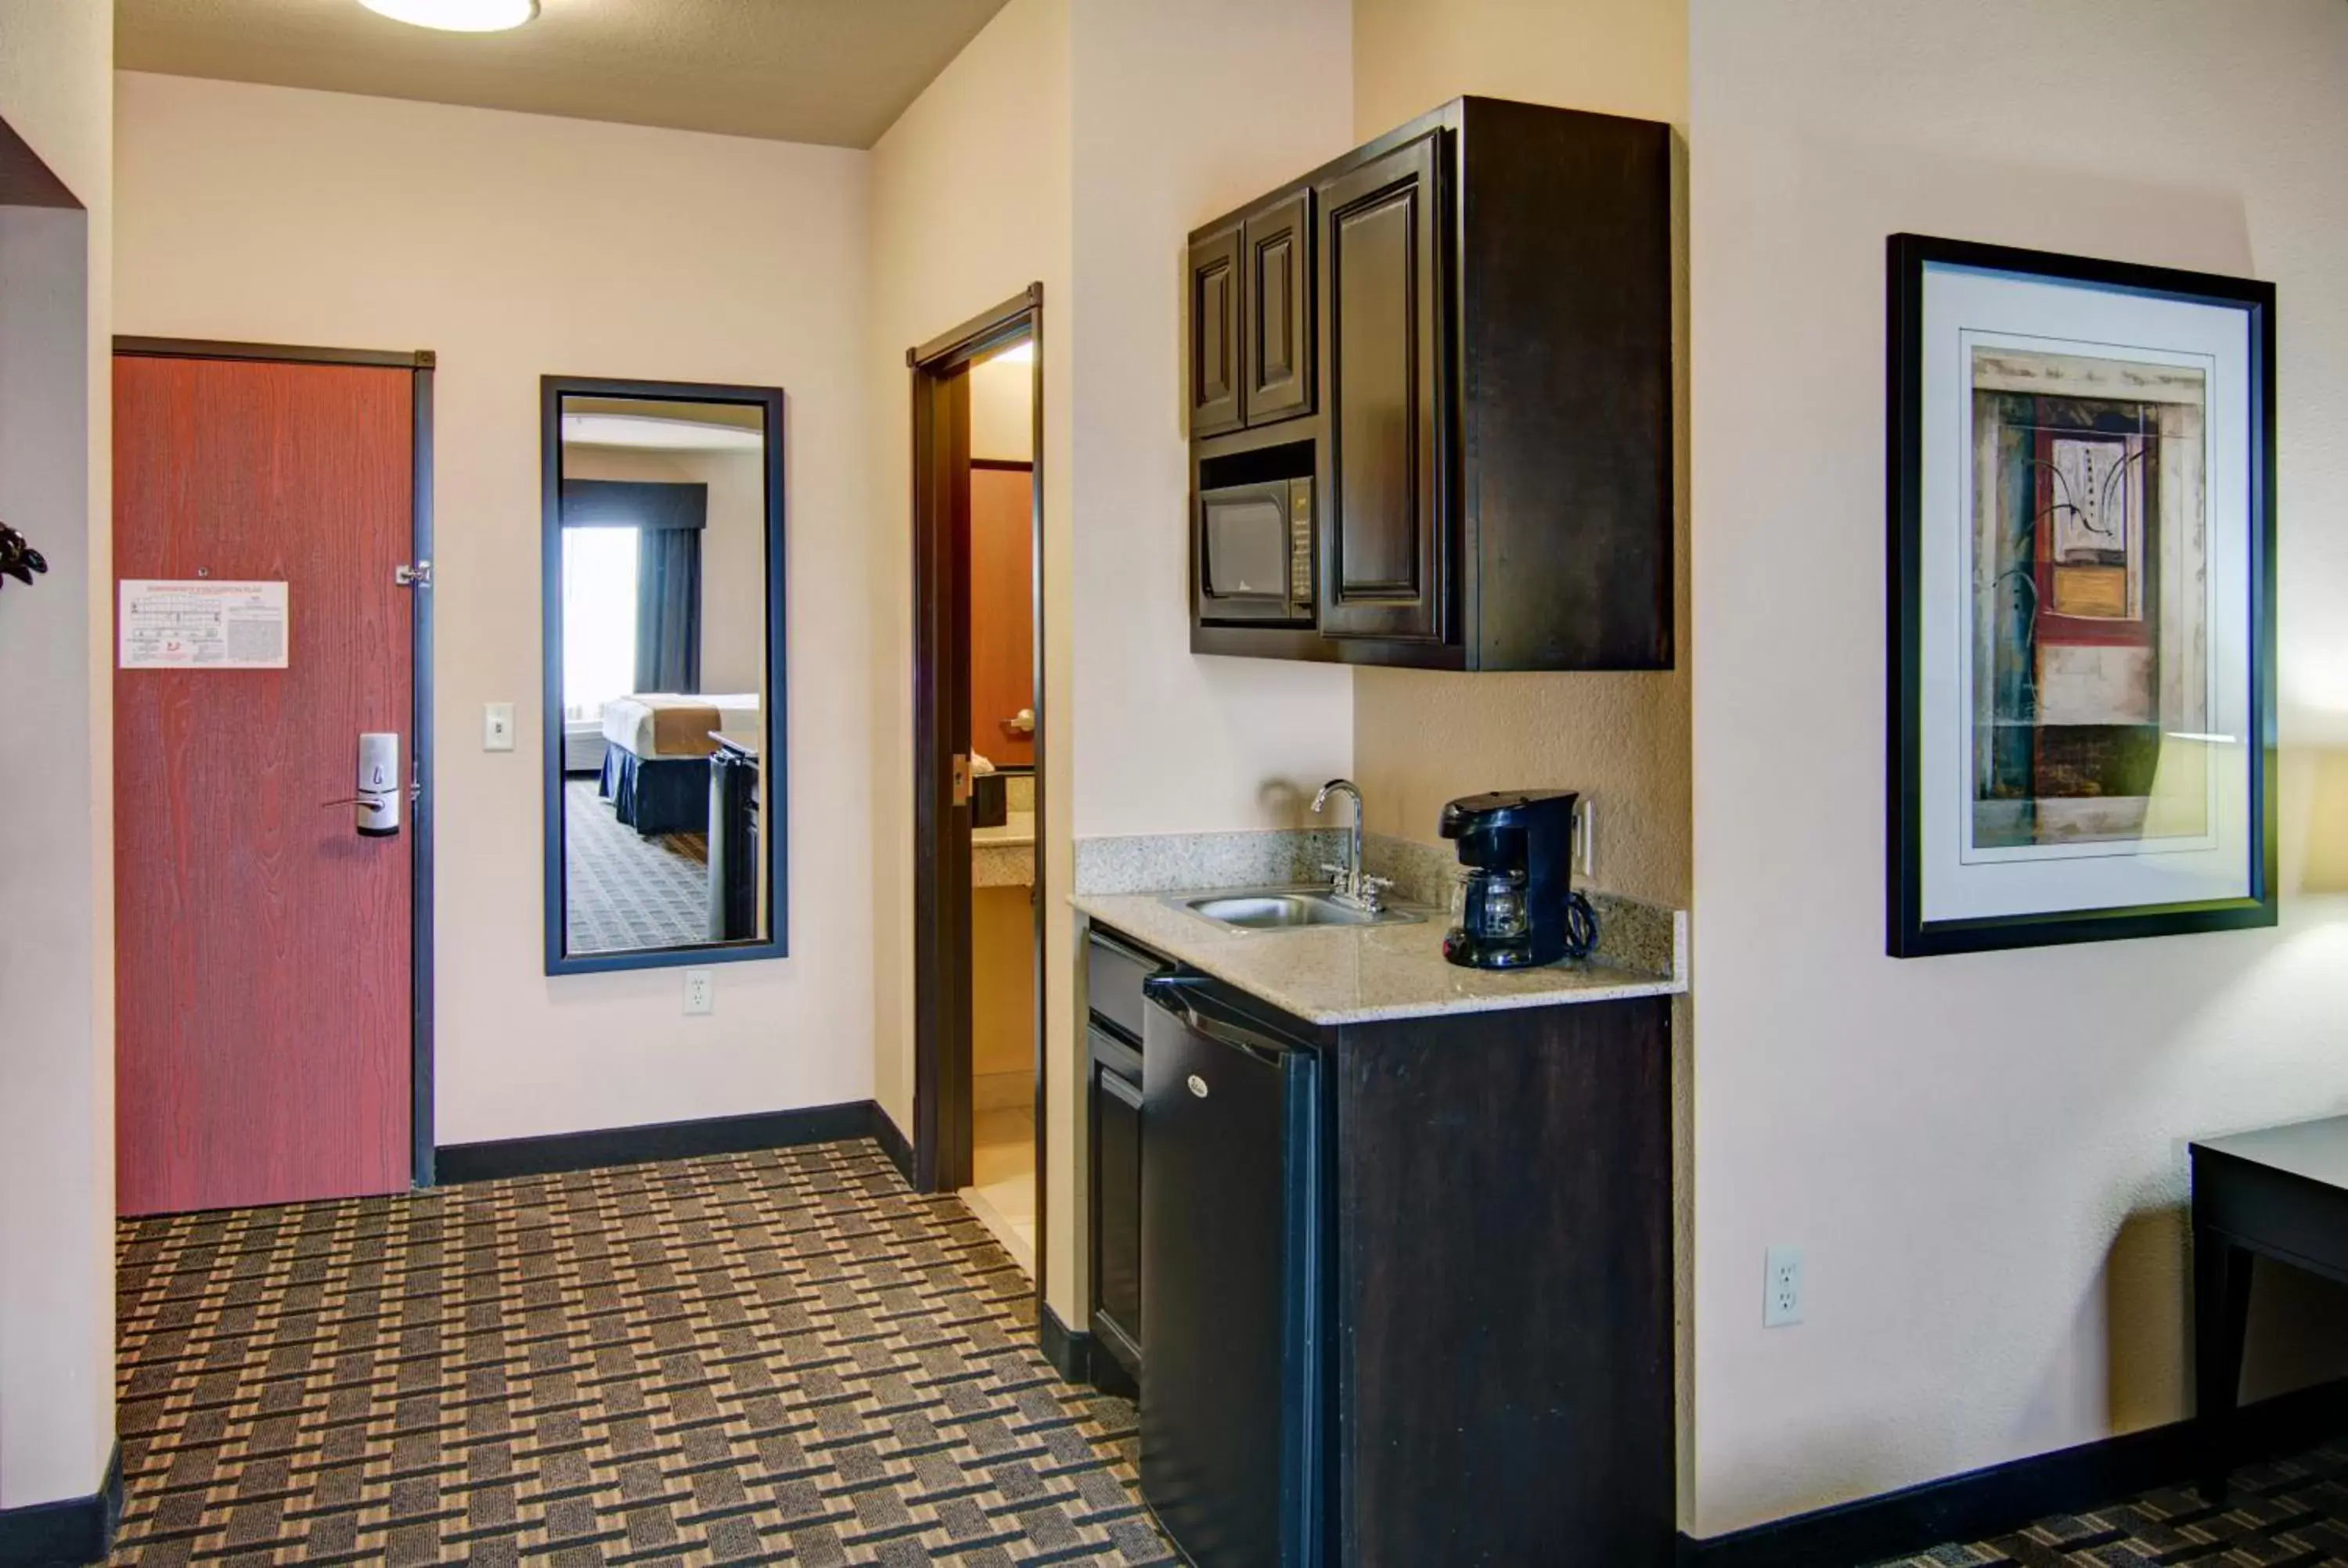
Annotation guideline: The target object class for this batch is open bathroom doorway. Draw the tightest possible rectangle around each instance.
[908,286,1044,1283]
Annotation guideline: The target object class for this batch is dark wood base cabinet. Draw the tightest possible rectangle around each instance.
[1087,931,1674,1566]
[1187,96,1674,672]
[1330,996,1674,1566]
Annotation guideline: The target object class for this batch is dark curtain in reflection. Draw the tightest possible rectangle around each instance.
[635,526,701,693]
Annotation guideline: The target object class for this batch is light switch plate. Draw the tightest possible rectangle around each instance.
[683,969,715,1016]
[483,702,516,752]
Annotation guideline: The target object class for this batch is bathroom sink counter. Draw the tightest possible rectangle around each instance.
[1070,888,1686,1026]
[973,811,1036,888]
[972,810,1035,849]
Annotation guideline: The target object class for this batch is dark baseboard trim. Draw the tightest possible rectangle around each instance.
[1039,1303,1092,1383]
[436,1100,880,1184]
[0,1444,121,1568]
[869,1103,915,1188]
[1038,1304,1139,1401]
[1678,1376,2348,1568]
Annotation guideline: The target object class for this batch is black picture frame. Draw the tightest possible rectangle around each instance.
[540,375,790,976]
[1886,233,2278,958]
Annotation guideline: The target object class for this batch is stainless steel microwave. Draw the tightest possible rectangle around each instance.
[1197,477,1313,625]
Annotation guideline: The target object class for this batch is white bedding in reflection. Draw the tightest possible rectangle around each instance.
[599,692,762,759]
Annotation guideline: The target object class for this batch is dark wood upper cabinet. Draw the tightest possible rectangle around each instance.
[1241,191,1313,426]
[1187,97,1674,671]
[1319,132,1442,643]
[1187,223,1244,438]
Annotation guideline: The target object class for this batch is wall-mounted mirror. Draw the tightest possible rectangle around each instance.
[541,376,786,974]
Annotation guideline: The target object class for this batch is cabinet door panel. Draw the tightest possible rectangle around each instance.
[1188,225,1245,438]
[1319,131,1445,642]
[1091,1059,1143,1374]
[1243,192,1313,426]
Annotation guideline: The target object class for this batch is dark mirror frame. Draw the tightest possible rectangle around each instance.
[540,374,789,976]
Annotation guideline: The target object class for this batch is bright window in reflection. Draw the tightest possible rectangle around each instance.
[562,527,637,721]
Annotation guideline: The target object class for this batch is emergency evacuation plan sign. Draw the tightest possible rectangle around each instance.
[118,579,290,669]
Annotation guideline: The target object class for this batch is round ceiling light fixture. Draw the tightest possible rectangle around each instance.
[358,0,539,32]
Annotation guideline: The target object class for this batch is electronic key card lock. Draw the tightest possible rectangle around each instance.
[322,732,410,837]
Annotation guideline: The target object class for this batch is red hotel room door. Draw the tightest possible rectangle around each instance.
[113,347,422,1215]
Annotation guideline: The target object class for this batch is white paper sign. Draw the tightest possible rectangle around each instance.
[118,580,290,669]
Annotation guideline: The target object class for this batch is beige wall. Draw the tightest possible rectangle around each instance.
[115,72,877,1146]
[0,0,114,1512]
[865,0,1074,1205]
[1689,0,2348,1536]
[0,0,114,1514]
[1347,0,1690,907]
[1352,0,1685,134]
[1067,2,1356,848]
[561,444,769,695]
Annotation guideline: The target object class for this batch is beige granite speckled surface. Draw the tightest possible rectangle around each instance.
[1069,886,1687,1025]
[1073,829,1685,993]
[972,811,1035,887]
[1073,829,1349,896]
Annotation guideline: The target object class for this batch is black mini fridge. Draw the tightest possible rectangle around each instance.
[1140,973,1327,1568]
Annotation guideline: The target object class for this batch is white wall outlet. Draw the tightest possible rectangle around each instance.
[483,702,516,751]
[683,969,715,1016]
[1575,798,1596,879]
[1764,1245,1804,1328]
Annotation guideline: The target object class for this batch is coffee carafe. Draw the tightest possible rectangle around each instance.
[1438,790,1598,969]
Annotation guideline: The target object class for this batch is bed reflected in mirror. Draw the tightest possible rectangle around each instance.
[541,377,787,973]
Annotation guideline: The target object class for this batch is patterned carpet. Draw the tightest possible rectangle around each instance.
[111,1141,1172,1566]
[103,1133,2348,1567]
[564,778,709,955]
[1870,1444,2348,1566]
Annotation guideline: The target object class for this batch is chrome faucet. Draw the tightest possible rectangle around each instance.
[1312,778,1392,912]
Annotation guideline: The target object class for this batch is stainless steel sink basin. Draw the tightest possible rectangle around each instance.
[1175,888,1426,931]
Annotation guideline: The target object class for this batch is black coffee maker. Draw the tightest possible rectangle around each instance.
[1439,789,1599,969]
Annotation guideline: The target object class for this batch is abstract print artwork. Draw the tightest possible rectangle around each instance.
[1889,235,2275,957]
[1969,347,2209,853]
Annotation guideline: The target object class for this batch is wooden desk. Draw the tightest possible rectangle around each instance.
[2190,1115,2348,1468]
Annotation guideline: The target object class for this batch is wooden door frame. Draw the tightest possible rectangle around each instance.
[909,285,1046,1286]
[112,335,440,1188]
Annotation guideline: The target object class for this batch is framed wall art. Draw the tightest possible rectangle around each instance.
[1887,234,2276,958]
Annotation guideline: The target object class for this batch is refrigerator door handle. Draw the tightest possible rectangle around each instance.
[1142,973,1302,1063]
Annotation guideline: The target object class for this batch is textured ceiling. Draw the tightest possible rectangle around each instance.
[115,0,1010,149]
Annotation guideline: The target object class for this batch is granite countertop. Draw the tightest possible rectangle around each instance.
[1070,887,1687,1026]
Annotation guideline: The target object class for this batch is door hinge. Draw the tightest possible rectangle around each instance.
[394,559,433,588]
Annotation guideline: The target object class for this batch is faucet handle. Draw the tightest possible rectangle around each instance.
[1319,861,1350,890]
[1359,874,1395,910]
